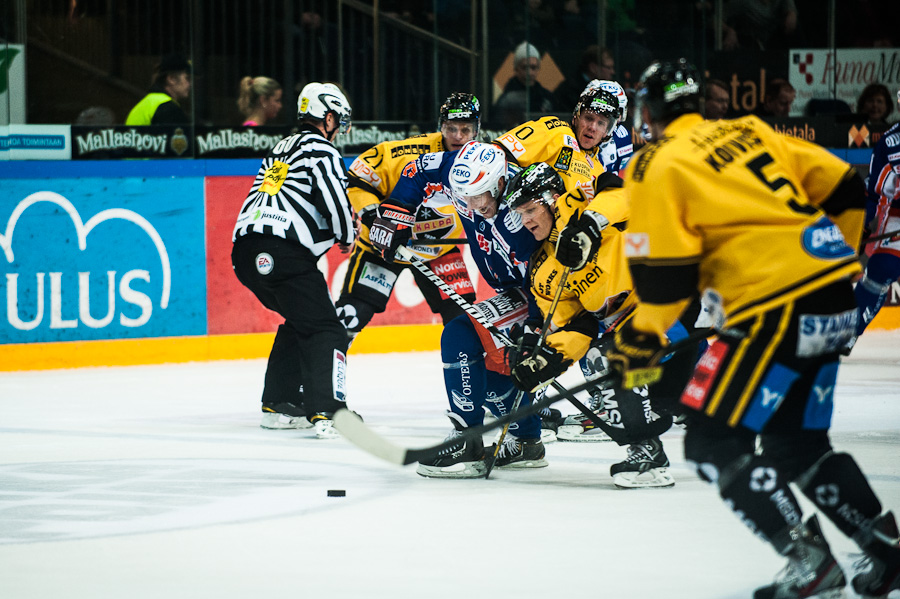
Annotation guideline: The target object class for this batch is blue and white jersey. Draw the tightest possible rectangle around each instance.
[866,122,900,224]
[389,150,537,293]
[597,124,633,177]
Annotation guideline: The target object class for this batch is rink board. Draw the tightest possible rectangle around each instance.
[1,158,898,371]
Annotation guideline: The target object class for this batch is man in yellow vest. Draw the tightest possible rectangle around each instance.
[125,54,192,125]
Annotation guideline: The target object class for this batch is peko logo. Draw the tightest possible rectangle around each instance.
[1,191,171,338]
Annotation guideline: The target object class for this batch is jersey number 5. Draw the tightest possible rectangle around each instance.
[746,152,817,215]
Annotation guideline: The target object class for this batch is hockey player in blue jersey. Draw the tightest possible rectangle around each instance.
[590,80,634,176]
[367,140,547,478]
[852,88,900,346]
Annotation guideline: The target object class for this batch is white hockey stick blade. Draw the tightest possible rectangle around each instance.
[333,409,409,465]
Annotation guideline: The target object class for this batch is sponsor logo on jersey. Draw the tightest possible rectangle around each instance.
[259,160,289,195]
[389,143,431,158]
[554,147,573,171]
[618,144,633,156]
[797,309,857,357]
[569,263,604,298]
[543,118,566,130]
[497,133,526,158]
[358,262,398,296]
[888,151,900,163]
[255,252,274,275]
[681,340,729,410]
[349,158,383,188]
[886,133,900,148]
[333,350,347,402]
[420,152,444,170]
[624,232,650,257]
[801,217,854,260]
[401,161,418,178]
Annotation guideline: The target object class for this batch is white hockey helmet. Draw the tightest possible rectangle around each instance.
[297,82,352,134]
[449,141,507,199]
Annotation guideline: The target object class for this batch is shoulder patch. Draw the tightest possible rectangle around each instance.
[554,147,573,171]
[259,160,289,196]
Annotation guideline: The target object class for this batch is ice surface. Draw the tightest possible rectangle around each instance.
[1,331,898,598]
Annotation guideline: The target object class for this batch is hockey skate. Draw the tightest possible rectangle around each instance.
[539,406,562,443]
[852,510,900,598]
[416,415,487,478]
[487,436,548,469]
[610,437,674,488]
[260,401,313,430]
[557,388,612,442]
[754,515,846,599]
[309,412,339,439]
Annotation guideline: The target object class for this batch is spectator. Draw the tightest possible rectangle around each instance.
[492,41,557,129]
[74,106,116,126]
[756,78,796,117]
[554,45,615,111]
[723,0,798,51]
[704,78,730,119]
[856,83,894,126]
[237,76,283,126]
[125,54,192,126]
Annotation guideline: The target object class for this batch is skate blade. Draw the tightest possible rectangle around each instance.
[416,461,487,479]
[496,458,549,469]
[260,413,313,430]
[613,468,675,489]
[557,426,612,442]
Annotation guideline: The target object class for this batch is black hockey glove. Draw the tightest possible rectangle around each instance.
[510,344,571,393]
[505,322,541,370]
[555,210,609,270]
[370,201,415,262]
[606,320,665,389]
[358,204,378,230]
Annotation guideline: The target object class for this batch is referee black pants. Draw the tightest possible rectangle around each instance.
[232,234,349,415]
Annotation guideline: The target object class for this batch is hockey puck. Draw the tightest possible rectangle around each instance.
[327,489,346,497]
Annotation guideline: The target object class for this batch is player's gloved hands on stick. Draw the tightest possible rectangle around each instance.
[505,321,541,368]
[606,321,665,389]
[370,201,415,262]
[555,210,608,270]
[510,343,571,393]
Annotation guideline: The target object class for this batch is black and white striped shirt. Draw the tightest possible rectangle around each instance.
[233,124,355,257]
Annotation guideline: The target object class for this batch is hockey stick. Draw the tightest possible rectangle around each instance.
[482,266,570,479]
[862,228,900,244]
[393,245,604,428]
[409,238,468,245]
[334,328,715,467]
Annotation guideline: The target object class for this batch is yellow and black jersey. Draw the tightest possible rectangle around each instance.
[493,116,606,198]
[528,185,637,363]
[622,113,865,341]
[347,131,464,261]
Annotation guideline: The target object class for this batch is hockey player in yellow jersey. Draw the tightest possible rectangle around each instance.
[610,59,900,598]
[492,88,619,193]
[334,93,480,345]
[503,162,704,488]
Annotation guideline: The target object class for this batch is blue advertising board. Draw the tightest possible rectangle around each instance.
[1,177,206,343]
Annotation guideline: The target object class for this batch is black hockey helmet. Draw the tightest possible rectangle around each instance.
[504,162,565,210]
[439,92,481,134]
[634,58,701,128]
[573,87,620,142]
